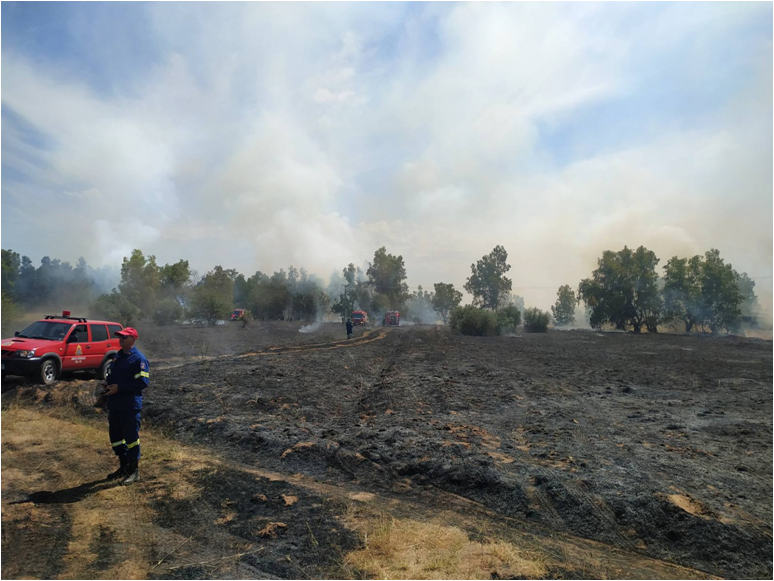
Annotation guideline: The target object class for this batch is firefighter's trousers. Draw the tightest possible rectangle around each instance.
[109,410,141,462]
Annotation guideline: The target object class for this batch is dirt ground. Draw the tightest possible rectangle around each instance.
[2,321,771,579]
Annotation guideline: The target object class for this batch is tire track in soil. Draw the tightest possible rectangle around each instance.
[605,426,659,483]
[525,461,639,552]
[240,328,388,357]
[155,328,389,371]
[573,417,588,454]
[355,338,408,415]
[505,423,641,553]
[525,467,567,531]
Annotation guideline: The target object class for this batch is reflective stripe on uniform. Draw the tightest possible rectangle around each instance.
[134,371,150,379]
[126,439,140,449]
[112,439,126,447]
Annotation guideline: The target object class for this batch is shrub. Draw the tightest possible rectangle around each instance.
[523,307,551,332]
[449,305,498,336]
[153,297,183,325]
[89,291,141,327]
[496,305,521,334]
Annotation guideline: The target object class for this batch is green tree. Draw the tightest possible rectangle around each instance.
[1,249,21,297]
[159,260,191,300]
[291,290,318,320]
[187,287,232,325]
[153,297,184,325]
[247,269,291,320]
[119,250,161,315]
[331,263,360,318]
[288,265,299,290]
[699,249,743,333]
[551,285,577,326]
[69,257,95,305]
[496,304,522,334]
[464,245,512,310]
[233,274,249,307]
[89,290,141,327]
[12,255,35,306]
[736,271,760,320]
[366,247,410,310]
[201,266,237,297]
[432,283,463,324]
[245,271,270,319]
[186,265,238,324]
[406,284,434,323]
[662,256,703,332]
[578,246,661,333]
[1,292,23,337]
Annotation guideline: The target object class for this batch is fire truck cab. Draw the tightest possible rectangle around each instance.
[383,311,400,326]
[351,310,368,326]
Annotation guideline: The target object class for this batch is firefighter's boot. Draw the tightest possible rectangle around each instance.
[107,456,128,481]
[122,462,140,486]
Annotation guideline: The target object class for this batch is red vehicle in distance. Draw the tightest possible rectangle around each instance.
[351,310,368,326]
[383,311,400,326]
[1,311,124,385]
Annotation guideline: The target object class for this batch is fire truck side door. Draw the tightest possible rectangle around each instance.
[88,324,110,368]
[64,324,91,369]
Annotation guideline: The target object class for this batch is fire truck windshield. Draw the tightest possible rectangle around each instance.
[18,321,73,340]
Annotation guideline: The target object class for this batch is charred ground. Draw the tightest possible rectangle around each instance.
[2,321,772,579]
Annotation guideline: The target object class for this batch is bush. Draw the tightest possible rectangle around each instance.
[496,305,521,334]
[523,307,551,333]
[153,297,183,325]
[89,291,141,327]
[449,305,498,336]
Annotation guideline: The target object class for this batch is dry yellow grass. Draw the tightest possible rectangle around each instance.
[345,517,547,580]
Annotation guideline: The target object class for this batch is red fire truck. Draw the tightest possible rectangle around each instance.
[1,311,124,385]
[383,311,400,326]
[351,310,368,326]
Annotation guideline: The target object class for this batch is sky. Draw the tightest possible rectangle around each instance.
[1,1,772,316]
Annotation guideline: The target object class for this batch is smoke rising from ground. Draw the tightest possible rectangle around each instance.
[298,321,322,334]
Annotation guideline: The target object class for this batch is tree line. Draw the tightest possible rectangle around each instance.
[1,243,761,335]
[450,243,760,335]
[1,246,467,329]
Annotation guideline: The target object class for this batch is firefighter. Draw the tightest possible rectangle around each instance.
[346,318,353,339]
[102,327,149,485]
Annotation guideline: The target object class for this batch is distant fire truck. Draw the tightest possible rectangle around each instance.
[231,308,247,321]
[383,311,400,326]
[351,310,368,326]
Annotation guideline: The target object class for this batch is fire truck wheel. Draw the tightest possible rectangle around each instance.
[98,358,113,381]
[37,359,59,386]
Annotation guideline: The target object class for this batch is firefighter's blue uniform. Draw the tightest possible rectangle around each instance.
[106,346,149,463]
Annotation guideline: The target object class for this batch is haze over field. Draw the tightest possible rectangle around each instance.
[2,1,771,316]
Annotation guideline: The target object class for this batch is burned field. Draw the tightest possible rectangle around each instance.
[3,322,772,579]
[139,322,772,579]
